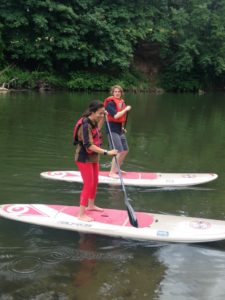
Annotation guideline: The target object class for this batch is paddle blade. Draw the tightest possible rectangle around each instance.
[126,202,138,228]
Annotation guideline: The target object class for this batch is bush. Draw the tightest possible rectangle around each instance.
[67,70,149,91]
[0,66,66,89]
[160,71,202,92]
[0,65,149,91]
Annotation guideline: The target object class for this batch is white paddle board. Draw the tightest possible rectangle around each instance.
[40,171,218,187]
[1,204,225,243]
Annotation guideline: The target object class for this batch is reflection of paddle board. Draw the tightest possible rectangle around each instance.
[1,204,225,243]
[40,171,218,187]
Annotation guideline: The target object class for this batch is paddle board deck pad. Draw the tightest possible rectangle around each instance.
[40,171,218,187]
[1,204,225,243]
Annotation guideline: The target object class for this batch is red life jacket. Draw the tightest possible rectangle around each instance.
[104,96,127,123]
[73,117,102,153]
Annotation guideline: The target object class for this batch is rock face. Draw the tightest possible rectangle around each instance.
[0,86,9,93]
[133,42,162,82]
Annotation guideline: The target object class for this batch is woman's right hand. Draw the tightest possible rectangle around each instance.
[108,149,118,156]
[126,105,131,111]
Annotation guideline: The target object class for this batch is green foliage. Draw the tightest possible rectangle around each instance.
[0,66,65,89]
[160,71,202,92]
[67,72,113,91]
[150,0,225,90]
[67,70,148,91]
[0,66,147,91]
[0,0,153,72]
[0,23,4,67]
[1,0,225,91]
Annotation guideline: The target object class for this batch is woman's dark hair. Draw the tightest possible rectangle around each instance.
[82,100,104,117]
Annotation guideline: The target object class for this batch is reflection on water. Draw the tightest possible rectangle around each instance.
[157,244,225,300]
[1,234,157,299]
[1,91,225,299]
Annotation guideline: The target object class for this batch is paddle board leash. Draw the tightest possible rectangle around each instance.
[105,114,138,228]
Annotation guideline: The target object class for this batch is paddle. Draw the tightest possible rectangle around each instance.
[123,111,129,131]
[105,115,138,228]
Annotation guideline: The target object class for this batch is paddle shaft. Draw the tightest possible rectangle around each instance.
[124,111,129,130]
[105,115,138,228]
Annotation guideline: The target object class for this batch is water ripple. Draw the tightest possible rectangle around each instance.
[42,247,74,264]
[0,244,133,278]
[9,256,42,274]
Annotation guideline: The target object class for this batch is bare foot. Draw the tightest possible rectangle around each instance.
[78,214,93,222]
[109,173,119,178]
[86,205,104,212]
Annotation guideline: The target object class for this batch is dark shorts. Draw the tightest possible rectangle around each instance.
[107,132,129,152]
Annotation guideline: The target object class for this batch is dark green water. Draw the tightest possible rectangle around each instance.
[1,91,225,299]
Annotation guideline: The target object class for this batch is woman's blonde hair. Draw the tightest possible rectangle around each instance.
[110,85,124,96]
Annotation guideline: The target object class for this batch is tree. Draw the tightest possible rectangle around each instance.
[0,23,5,67]
[0,0,154,72]
[149,0,225,90]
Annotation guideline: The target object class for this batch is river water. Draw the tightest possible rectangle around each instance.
[0,91,225,299]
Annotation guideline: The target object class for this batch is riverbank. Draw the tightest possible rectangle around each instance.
[0,66,164,93]
[1,66,216,94]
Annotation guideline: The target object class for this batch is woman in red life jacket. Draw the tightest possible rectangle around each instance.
[74,100,118,222]
[104,85,131,178]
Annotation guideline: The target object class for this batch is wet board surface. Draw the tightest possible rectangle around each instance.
[1,204,225,243]
[40,171,218,187]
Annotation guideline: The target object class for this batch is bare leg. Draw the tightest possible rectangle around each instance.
[109,156,118,176]
[78,205,93,222]
[117,150,128,170]
[109,151,128,177]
